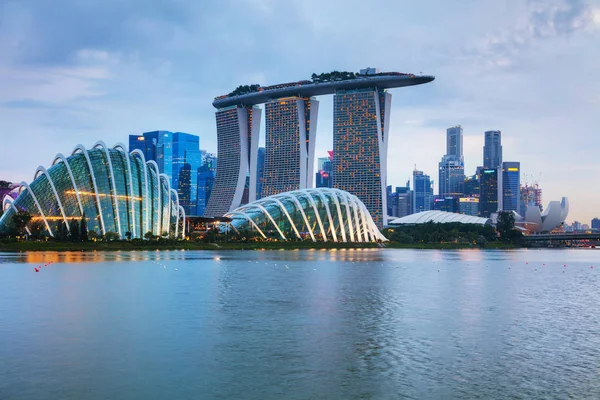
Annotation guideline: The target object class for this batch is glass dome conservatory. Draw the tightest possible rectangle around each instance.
[224,188,387,242]
[0,141,185,239]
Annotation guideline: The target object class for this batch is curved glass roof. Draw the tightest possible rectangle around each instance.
[0,142,185,239]
[224,188,387,242]
[388,211,491,226]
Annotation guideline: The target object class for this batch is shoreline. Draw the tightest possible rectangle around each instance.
[0,241,526,252]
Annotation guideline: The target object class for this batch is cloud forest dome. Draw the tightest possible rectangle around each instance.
[0,141,185,239]
[224,188,387,242]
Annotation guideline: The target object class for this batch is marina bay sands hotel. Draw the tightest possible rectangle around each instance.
[204,68,434,228]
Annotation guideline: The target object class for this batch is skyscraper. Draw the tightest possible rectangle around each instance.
[333,89,390,228]
[196,164,215,217]
[129,131,201,215]
[446,125,463,161]
[172,132,201,215]
[459,197,480,216]
[439,126,465,198]
[479,168,498,217]
[395,183,413,218]
[256,147,265,200]
[413,170,433,214]
[203,105,261,217]
[500,161,520,212]
[483,130,502,169]
[129,131,173,178]
[520,184,542,216]
[261,97,318,198]
[315,153,333,189]
[591,218,600,230]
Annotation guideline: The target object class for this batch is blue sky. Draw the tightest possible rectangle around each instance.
[1,0,599,223]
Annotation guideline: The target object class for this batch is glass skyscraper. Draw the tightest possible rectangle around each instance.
[261,97,318,198]
[479,168,498,217]
[256,147,265,200]
[203,105,261,217]
[129,131,201,216]
[500,161,520,212]
[413,170,433,214]
[129,131,173,178]
[446,125,463,160]
[483,130,502,168]
[439,126,464,198]
[333,89,390,229]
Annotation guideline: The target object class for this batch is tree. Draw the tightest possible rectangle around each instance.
[104,231,120,241]
[125,231,132,240]
[496,211,516,240]
[80,216,89,242]
[88,230,100,241]
[0,180,12,188]
[69,219,81,242]
[12,210,32,237]
[144,231,156,240]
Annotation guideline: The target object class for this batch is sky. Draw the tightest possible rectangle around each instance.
[1,0,599,223]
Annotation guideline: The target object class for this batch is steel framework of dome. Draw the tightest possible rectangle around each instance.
[224,188,387,242]
[0,141,185,239]
[388,211,491,226]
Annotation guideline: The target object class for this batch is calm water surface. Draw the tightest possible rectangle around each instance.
[1,249,599,399]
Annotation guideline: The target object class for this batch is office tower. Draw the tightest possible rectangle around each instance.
[479,168,498,217]
[591,218,600,230]
[395,183,413,218]
[439,157,465,198]
[501,161,520,212]
[520,184,542,216]
[446,126,463,161]
[459,197,480,216]
[129,131,200,215]
[413,170,433,214]
[172,133,201,215]
[439,126,465,198]
[433,197,458,213]
[333,89,390,228]
[316,154,333,189]
[261,97,318,198]
[256,147,265,200]
[203,105,261,217]
[196,154,217,216]
[483,130,502,168]
[464,173,480,198]
[129,131,173,178]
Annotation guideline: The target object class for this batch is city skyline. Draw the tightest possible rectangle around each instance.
[1,0,599,223]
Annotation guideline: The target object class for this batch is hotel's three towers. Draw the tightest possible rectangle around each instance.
[204,71,434,228]
[204,91,390,228]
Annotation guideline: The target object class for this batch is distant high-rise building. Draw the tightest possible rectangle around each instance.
[446,125,463,161]
[261,97,318,198]
[479,168,498,217]
[464,173,480,198]
[459,197,480,216]
[129,131,173,178]
[433,197,458,213]
[591,218,600,230]
[196,165,215,216]
[483,130,502,169]
[129,131,200,215]
[333,88,390,228]
[256,147,265,199]
[315,153,333,189]
[439,157,465,198]
[413,170,433,214]
[439,126,465,198]
[395,183,413,218]
[500,161,520,212]
[204,105,261,217]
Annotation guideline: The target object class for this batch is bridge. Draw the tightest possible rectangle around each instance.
[523,232,600,242]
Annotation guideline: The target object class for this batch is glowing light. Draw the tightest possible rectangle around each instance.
[65,190,142,201]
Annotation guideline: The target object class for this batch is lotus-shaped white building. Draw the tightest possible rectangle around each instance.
[516,197,569,233]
